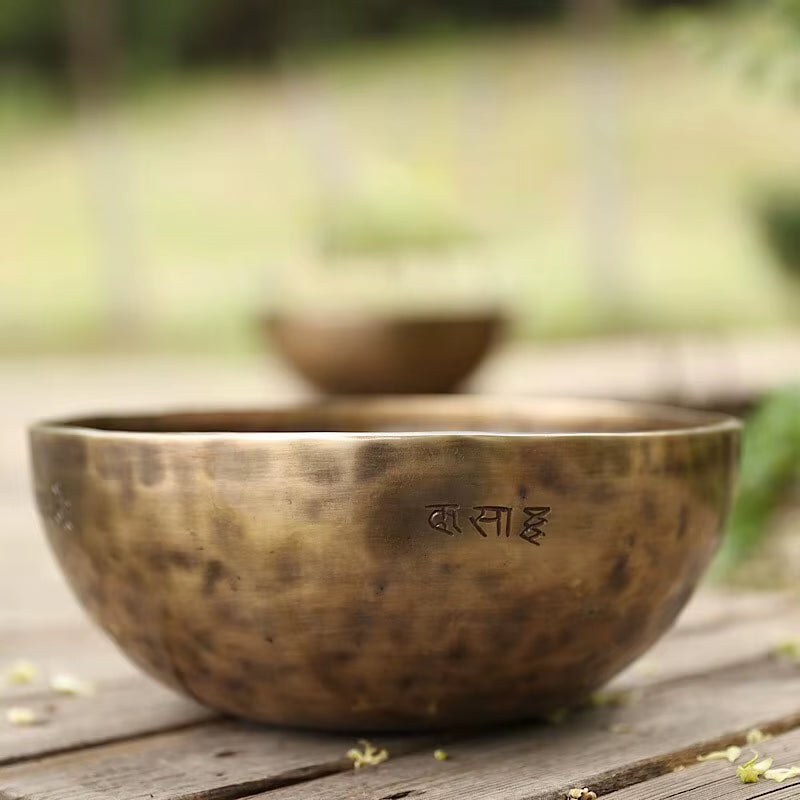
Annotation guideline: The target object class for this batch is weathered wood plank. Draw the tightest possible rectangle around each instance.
[0,503,87,630]
[604,726,800,799]
[3,621,147,684]
[1,620,213,765]
[0,722,437,800]
[612,592,800,691]
[0,676,211,766]
[3,655,800,800]
[660,590,799,635]
[255,657,800,800]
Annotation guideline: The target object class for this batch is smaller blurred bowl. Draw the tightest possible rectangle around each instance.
[262,313,505,394]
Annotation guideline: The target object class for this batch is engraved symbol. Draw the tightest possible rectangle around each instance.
[426,504,462,536]
[520,506,550,545]
[424,500,552,546]
[469,506,512,538]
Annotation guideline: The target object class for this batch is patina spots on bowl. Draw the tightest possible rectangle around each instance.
[29,398,740,731]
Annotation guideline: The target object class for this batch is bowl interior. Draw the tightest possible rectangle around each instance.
[48,398,738,437]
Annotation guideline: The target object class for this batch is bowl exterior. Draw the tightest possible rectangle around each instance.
[30,423,738,730]
[264,315,504,394]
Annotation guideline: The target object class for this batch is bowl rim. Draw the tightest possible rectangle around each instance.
[29,397,741,442]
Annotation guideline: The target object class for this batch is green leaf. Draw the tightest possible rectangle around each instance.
[714,386,800,575]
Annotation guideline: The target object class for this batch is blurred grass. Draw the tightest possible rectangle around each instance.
[1,20,799,353]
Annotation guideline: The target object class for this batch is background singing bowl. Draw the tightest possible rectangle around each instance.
[262,313,505,394]
[29,398,740,731]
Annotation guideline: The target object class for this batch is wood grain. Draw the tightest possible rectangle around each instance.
[612,591,800,691]
[0,676,211,766]
[257,657,800,800]
[0,722,437,800]
[3,621,151,684]
[2,654,800,800]
[604,726,800,799]
[1,622,213,765]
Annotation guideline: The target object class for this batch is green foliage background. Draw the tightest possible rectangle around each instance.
[715,387,800,577]
[0,0,717,81]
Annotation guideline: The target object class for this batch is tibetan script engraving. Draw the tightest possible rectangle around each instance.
[426,504,462,536]
[469,506,512,538]
[424,501,551,545]
[520,506,551,545]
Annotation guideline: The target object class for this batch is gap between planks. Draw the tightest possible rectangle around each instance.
[602,725,800,799]
[0,675,214,767]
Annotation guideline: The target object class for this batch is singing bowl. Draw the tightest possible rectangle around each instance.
[262,313,504,394]
[29,398,740,731]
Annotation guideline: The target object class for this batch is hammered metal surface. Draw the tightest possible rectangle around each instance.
[29,398,740,730]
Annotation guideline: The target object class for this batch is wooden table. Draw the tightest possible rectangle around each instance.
[2,349,800,799]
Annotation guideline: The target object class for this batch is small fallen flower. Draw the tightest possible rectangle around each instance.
[764,766,800,783]
[590,689,632,707]
[50,673,94,696]
[6,707,41,726]
[697,746,741,764]
[566,789,598,800]
[737,753,773,784]
[347,740,388,769]
[608,723,633,734]
[746,728,771,745]
[4,660,37,685]
[433,749,449,761]
[772,639,800,660]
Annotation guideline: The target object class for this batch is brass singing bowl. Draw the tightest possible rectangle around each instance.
[263,313,504,394]
[29,398,740,731]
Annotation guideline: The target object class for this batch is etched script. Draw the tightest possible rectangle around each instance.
[520,506,550,545]
[469,505,512,538]
[425,503,551,545]
[425,503,462,536]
